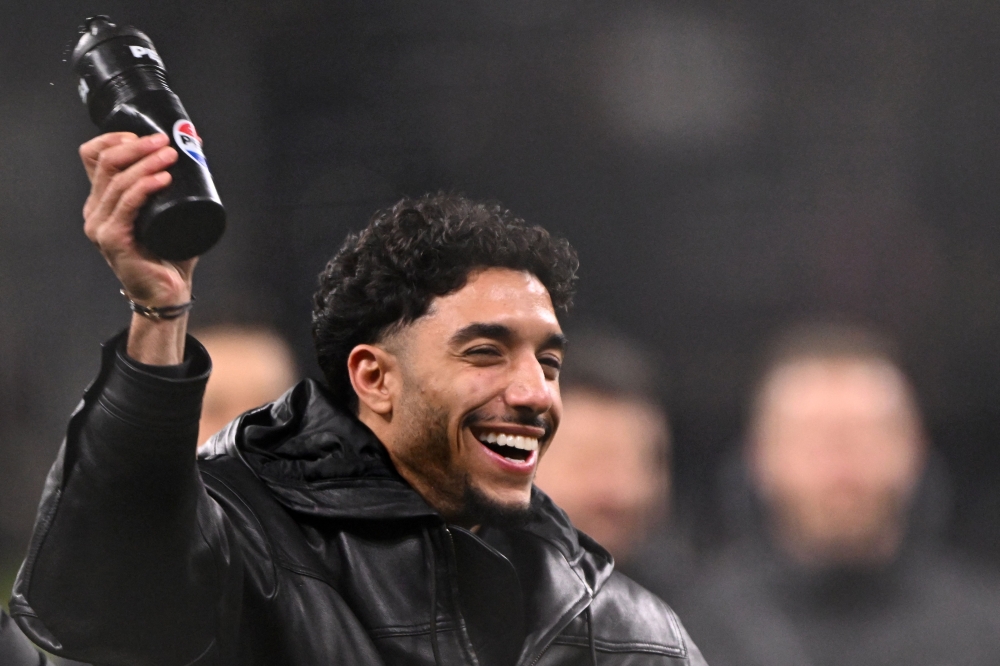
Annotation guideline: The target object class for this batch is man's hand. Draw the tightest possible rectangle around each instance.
[81,132,195,365]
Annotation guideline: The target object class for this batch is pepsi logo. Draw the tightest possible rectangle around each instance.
[172,119,207,167]
[128,45,165,69]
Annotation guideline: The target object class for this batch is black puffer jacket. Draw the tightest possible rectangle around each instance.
[10,334,706,666]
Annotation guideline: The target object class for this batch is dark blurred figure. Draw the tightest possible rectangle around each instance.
[194,324,297,447]
[533,330,692,601]
[679,322,1000,665]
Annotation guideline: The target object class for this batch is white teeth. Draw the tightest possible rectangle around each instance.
[478,432,539,452]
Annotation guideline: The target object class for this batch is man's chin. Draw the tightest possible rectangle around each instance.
[459,484,533,530]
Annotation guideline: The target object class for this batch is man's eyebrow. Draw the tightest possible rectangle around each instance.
[449,323,515,347]
[542,332,569,353]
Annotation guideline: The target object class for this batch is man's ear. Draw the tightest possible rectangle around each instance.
[348,344,398,417]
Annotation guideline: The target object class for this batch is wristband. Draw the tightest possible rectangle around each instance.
[120,289,194,320]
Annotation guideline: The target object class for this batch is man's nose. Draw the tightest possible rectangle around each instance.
[505,356,554,413]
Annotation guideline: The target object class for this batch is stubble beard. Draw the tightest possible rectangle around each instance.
[396,394,533,529]
[460,483,532,530]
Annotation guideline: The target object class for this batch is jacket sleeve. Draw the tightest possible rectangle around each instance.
[8,331,235,666]
[0,609,47,666]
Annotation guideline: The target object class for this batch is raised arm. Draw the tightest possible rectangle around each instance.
[9,133,233,665]
[80,131,193,364]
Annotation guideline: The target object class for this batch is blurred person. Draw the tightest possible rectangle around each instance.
[194,324,297,446]
[533,330,694,601]
[9,132,707,666]
[679,322,1000,666]
[751,324,926,569]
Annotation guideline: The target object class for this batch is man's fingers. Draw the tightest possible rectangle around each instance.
[89,133,170,193]
[80,132,139,180]
[87,164,172,240]
[87,145,177,227]
[114,172,172,223]
[87,172,172,247]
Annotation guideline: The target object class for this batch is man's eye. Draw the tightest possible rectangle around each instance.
[539,356,562,371]
[466,346,502,358]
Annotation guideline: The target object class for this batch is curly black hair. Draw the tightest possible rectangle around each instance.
[312,192,579,410]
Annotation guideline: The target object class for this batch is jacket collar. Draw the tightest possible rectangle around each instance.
[200,378,614,594]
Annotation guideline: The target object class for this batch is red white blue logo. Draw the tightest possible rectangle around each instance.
[172,119,207,167]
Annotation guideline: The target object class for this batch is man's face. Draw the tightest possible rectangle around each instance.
[750,357,925,564]
[534,390,668,561]
[378,268,565,526]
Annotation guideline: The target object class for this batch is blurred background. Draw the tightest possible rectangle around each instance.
[2,0,1000,608]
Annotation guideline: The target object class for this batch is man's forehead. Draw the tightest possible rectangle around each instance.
[763,358,912,414]
[426,268,559,325]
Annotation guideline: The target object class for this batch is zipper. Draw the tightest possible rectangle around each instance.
[528,644,552,666]
[447,526,594,666]
[442,525,481,666]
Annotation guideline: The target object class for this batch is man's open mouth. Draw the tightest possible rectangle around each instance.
[475,432,539,462]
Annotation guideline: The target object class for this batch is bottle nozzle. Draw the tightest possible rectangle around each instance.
[81,15,114,35]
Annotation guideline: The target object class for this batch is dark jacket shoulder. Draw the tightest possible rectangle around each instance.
[584,571,695,659]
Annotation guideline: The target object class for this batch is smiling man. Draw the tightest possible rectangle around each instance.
[352,271,567,527]
[10,133,707,666]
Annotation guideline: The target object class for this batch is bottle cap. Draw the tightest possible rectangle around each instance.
[70,16,154,69]
[70,16,167,119]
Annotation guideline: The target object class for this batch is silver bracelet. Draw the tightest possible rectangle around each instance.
[120,289,195,320]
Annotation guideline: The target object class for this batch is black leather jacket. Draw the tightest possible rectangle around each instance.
[10,334,707,666]
[1,609,47,665]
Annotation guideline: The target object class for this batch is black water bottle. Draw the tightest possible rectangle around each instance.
[70,16,225,261]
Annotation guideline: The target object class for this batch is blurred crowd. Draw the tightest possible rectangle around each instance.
[537,321,1000,665]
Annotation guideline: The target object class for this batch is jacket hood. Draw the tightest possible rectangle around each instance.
[200,379,615,593]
